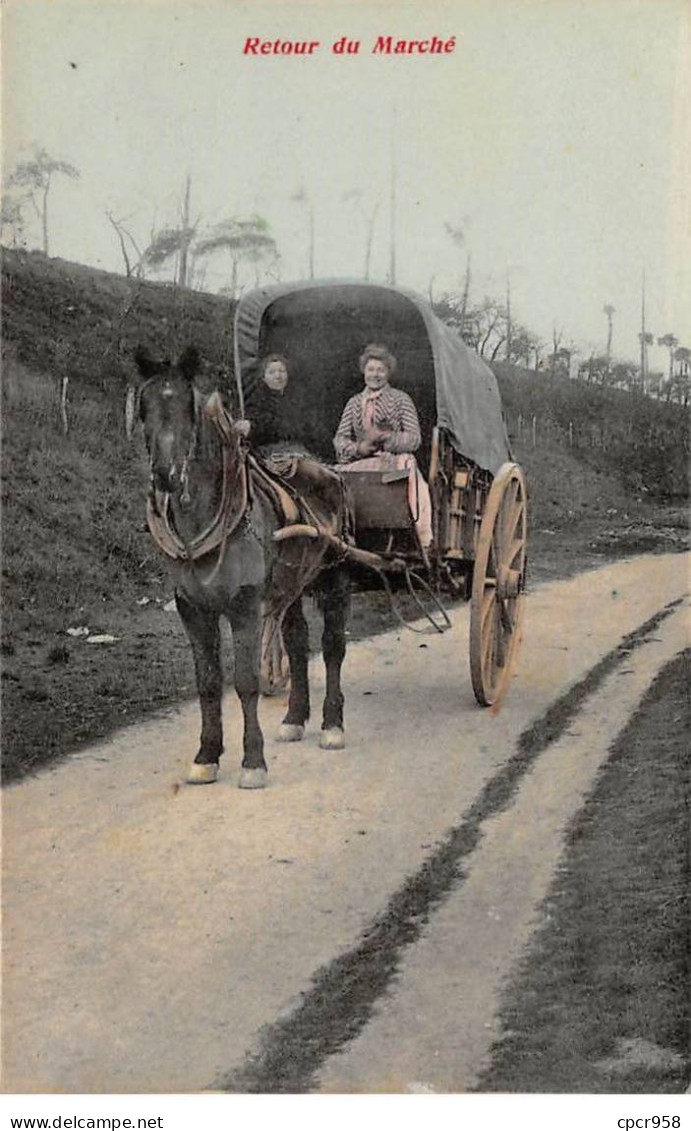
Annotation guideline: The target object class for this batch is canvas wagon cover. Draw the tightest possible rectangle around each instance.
[233,280,511,475]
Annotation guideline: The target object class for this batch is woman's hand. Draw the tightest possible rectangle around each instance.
[357,437,377,457]
[359,427,392,456]
[233,419,251,438]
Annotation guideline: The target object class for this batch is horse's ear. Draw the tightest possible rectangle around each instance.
[134,345,160,380]
[178,345,200,382]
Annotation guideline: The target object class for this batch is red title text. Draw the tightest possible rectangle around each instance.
[242,36,457,57]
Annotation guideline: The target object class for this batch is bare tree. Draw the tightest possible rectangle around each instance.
[507,325,537,367]
[549,326,563,378]
[8,146,79,255]
[638,331,654,388]
[131,178,201,286]
[177,174,196,288]
[106,211,147,278]
[468,296,509,359]
[460,256,472,329]
[532,338,544,373]
[343,190,380,280]
[603,304,615,368]
[444,221,472,332]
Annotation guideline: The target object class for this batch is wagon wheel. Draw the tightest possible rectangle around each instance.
[260,614,290,696]
[469,462,527,706]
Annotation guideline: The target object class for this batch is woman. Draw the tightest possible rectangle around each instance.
[333,344,432,549]
[244,352,346,522]
[245,353,295,452]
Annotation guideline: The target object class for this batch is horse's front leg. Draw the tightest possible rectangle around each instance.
[229,586,267,790]
[175,589,224,784]
[319,567,349,750]
[276,597,310,742]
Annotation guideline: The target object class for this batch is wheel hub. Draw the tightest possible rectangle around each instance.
[496,566,521,599]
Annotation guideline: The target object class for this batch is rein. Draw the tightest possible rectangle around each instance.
[144,389,450,635]
[146,392,250,563]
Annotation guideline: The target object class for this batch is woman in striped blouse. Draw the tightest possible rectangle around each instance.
[333,344,432,549]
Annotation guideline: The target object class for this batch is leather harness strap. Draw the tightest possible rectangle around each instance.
[146,393,306,562]
[146,444,250,562]
[247,455,301,525]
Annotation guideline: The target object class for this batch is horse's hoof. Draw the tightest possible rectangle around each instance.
[319,728,345,750]
[276,723,305,742]
[238,767,268,790]
[187,762,219,785]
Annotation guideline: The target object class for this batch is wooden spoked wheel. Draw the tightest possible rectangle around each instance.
[260,615,290,697]
[470,462,527,706]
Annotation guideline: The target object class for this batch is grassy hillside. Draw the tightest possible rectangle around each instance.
[1,250,238,780]
[494,361,689,501]
[1,251,687,781]
[1,249,239,663]
[3,247,234,394]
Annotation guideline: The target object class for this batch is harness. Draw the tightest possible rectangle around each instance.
[144,391,449,634]
[146,392,310,563]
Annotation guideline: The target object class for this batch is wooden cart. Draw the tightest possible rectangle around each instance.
[233,280,527,707]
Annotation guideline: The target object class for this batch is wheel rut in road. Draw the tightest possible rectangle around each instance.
[4,556,687,1094]
[218,596,684,1093]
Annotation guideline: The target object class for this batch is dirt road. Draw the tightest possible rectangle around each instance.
[2,553,688,1094]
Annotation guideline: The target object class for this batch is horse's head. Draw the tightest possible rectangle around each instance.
[135,345,202,498]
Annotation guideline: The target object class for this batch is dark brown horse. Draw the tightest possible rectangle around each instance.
[134,345,350,788]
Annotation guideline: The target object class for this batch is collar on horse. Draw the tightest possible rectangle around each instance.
[146,392,299,562]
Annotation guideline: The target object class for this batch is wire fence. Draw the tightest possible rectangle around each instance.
[507,411,687,456]
[4,341,688,498]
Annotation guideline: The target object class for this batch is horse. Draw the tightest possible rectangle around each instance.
[133,344,351,789]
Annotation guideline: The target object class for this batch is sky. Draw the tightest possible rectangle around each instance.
[3,0,690,370]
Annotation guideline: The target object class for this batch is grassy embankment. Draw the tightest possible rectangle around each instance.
[2,250,232,780]
[478,650,690,1094]
[1,249,688,781]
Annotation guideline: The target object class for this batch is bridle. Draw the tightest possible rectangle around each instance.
[144,388,251,564]
[139,376,202,509]
[140,384,347,618]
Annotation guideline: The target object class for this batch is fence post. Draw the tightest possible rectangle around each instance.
[569,421,573,447]
[60,376,69,435]
[532,415,537,448]
[517,412,523,437]
[125,385,136,438]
